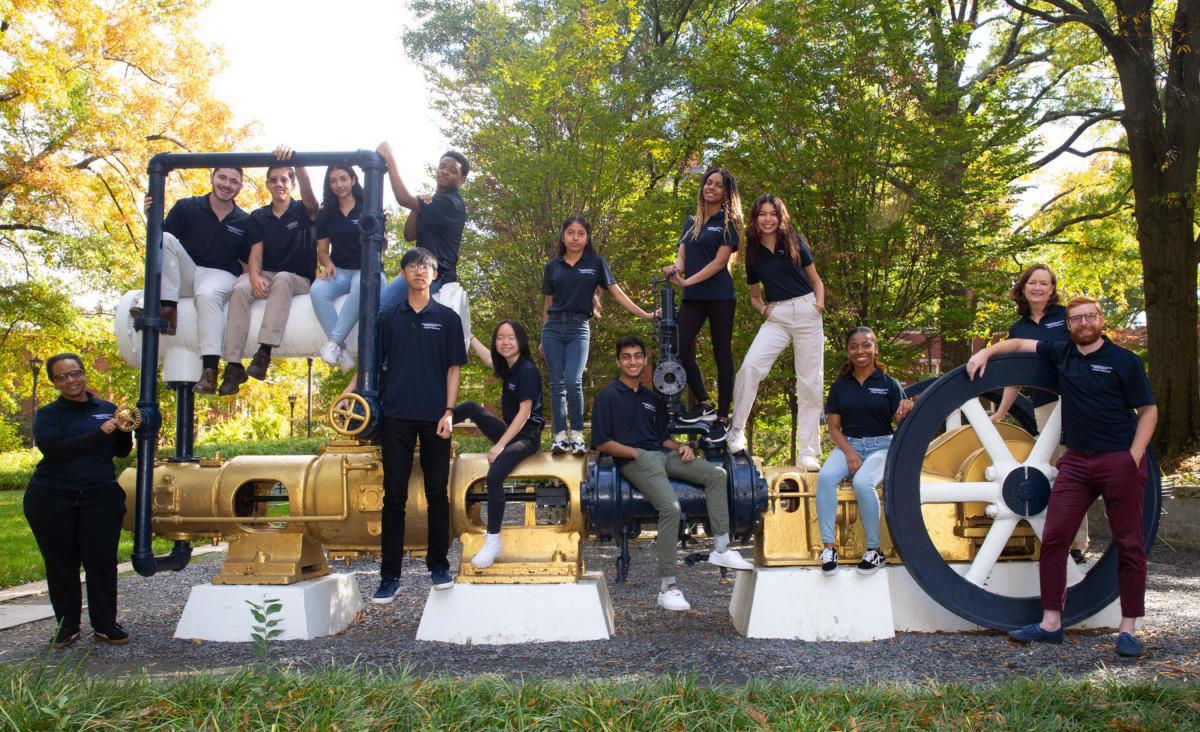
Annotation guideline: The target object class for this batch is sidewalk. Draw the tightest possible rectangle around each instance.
[0,543,225,630]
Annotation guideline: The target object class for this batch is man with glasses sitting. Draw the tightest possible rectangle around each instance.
[966,296,1157,657]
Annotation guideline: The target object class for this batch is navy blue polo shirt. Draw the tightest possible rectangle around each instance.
[825,369,905,438]
[678,209,738,301]
[541,252,617,317]
[416,188,466,284]
[29,394,133,492]
[379,298,467,421]
[745,235,815,302]
[246,200,315,281]
[316,202,363,270]
[502,356,545,434]
[591,378,668,464]
[1008,304,1069,408]
[162,195,249,276]
[1036,337,1154,452]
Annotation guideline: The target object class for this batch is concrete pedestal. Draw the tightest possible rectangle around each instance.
[730,566,895,641]
[174,574,363,642]
[415,572,614,644]
[731,562,1124,638]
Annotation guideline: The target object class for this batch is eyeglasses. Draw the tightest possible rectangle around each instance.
[405,263,434,272]
[1067,312,1100,324]
[52,369,85,383]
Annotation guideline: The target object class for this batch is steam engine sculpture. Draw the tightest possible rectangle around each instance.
[118,151,1161,642]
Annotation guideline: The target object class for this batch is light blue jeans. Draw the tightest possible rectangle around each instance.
[816,434,891,548]
[310,268,387,347]
[541,315,590,433]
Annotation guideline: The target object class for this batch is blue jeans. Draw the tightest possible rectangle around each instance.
[380,276,443,312]
[541,315,590,433]
[310,268,387,346]
[816,434,891,548]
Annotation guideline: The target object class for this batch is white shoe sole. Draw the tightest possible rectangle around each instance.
[708,553,754,571]
[855,564,884,576]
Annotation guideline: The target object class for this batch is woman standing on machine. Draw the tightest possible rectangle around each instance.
[663,167,743,444]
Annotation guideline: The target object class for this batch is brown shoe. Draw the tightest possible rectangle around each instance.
[194,367,218,394]
[218,363,247,396]
[246,349,271,380]
[160,303,178,336]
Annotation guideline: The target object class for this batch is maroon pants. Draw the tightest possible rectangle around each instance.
[1041,448,1147,617]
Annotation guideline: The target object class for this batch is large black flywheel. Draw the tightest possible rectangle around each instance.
[884,353,1161,630]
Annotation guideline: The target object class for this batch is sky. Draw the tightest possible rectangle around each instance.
[195,0,449,191]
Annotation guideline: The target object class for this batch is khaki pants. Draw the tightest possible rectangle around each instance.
[729,293,824,461]
[618,449,730,577]
[221,271,311,362]
[161,232,237,357]
[1036,401,1089,551]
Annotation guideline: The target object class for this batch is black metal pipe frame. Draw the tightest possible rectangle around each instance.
[165,382,196,462]
[132,150,387,577]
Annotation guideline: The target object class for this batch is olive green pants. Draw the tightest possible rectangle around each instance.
[618,448,730,577]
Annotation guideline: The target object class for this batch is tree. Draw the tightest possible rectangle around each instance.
[0,0,252,439]
[1005,0,1200,457]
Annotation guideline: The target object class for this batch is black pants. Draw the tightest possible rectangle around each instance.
[452,402,542,534]
[678,298,736,419]
[23,484,125,634]
[381,417,452,577]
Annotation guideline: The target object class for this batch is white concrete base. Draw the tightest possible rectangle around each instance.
[174,574,363,642]
[730,566,895,641]
[415,572,614,644]
[732,562,1125,638]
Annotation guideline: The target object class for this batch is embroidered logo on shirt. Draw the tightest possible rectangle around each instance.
[577,268,596,275]
[286,221,300,230]
[641,401,656,412]
[421,322,443,332]
[94,413,114,420]
[868,387,890,395]
[1043,320,1065,328]
[1090,364,1113,374]
[507,382,517,391]
[705,226,723,233]
[226,225,245,236]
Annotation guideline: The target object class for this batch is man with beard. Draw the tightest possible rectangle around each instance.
[966,296,1157,657]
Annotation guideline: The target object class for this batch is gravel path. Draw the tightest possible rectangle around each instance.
[2,538,1197,685]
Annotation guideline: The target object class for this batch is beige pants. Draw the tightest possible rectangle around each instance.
[161,232,237,357]
[1036,401,1089,551]
[728,293,824,461]
[221,271,311,362]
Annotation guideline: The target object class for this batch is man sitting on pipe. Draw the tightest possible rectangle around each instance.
[591,334,753,612]
[966,295,1157,657]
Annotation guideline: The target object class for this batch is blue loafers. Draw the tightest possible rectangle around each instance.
[1115,632,1143,657]
[1008,623,1064,644]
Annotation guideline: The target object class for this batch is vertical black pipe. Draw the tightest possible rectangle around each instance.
[356,154,386,435]
[306,356,313,438]
[167,382,196,462]
[132,157,167,576]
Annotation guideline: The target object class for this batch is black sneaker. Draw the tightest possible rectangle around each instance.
[49,626,80,649]
[704,421,727,444]
[678,403,717,424]
[856,549,886,575]
[371,576,401,604]
[820,547,838,575]
[93,624,130,645]
[1070,548,1087,565]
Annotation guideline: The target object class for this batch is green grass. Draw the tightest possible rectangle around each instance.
[0,665,1195,730]
[0,492,172,589]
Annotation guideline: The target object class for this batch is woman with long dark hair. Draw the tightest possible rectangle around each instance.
[309,163,386,371]
[663,167,743,443]
[541,215,654,455]
[451,320,545,568]
[815,327,912,575]
[725,194,825,469]
[24,354,132,648]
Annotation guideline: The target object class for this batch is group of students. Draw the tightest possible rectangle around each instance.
[26,151,1156,657]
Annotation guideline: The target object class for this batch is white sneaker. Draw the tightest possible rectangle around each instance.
[471,532,503,569]
[337,348,356,372]
[799,455,821,472]
[320,341,341,366]
[820,546,838,575]
[726,429,747,455]
[569,430,587,455]
[709,548,754,571]
[550,431,570,455]
[657,587,691,612]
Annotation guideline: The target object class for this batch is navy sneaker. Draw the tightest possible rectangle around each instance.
[1007,623,1064,644]
[678,403,717,424]
[1115,632,1143,658]
[93,624,129,645]
[704,421,728,444]
[371,576,401,604]
[431,568,455,591]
